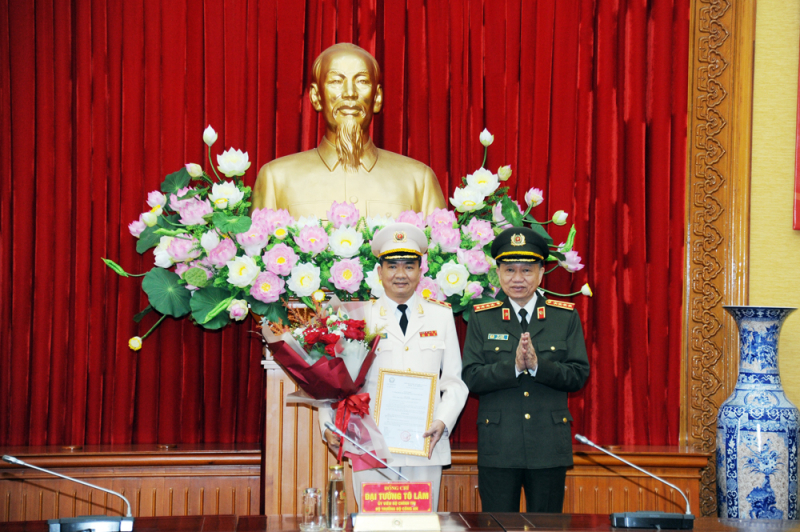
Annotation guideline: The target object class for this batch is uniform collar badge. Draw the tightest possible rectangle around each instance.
[502,308,511,321]
[537,307,546,320]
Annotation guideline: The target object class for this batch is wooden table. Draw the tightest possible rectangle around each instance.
[4,513,800,531]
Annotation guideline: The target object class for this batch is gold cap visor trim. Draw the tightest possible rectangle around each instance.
[495,250,544,262]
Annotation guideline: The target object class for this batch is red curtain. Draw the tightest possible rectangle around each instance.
[0,0,688,447]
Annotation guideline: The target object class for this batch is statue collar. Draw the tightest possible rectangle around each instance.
[317,136,379,172]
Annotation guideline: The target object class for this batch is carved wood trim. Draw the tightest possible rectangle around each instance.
[682,0,755,517]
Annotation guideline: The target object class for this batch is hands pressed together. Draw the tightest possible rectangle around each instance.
[515,332,538,374]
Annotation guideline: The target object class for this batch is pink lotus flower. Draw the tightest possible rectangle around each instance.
[263,243,299,276]
[426,208,457,230]
[147,190,167,208]
[250,271,286,303]
[559,250,584,272]
[416,276,443,301]
[206,238,238,268]
[465,281,484,299]
[525,187,544,207]
[294,225,328,256]
[396,210,426,229]
[461,218,494,247]
[330,258,364,293]
[430,226,462,253]
[236,224,270,256]
[421,254,429,275]
[252,208,295,233]
[457,248,491,275]
[128,215,146,237]
[327,201,360,228]
[169,187,196,211]
[167,234,202,262]
[177,197,213,226]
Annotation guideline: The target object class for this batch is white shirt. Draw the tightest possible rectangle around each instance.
[383,293,417,331]
[509,293,540,377]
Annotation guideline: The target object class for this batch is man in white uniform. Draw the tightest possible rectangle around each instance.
[320,222,468,510]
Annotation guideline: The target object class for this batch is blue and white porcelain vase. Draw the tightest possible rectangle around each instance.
[717,306,798,519]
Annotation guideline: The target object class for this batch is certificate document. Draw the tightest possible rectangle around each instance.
[374,369,437,457]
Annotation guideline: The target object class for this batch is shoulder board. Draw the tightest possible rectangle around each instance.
[424,297,451,308]
[473,300,503,312]
[546,299,575,311]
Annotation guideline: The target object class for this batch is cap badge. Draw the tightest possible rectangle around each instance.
[510,234,525,246]
[393,231,406,243]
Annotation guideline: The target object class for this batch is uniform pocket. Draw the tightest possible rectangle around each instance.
[419,337,442,352]
[477,411,502,456]
[537,340,567,360]
[482,339,513,356]
[550,409,573,453]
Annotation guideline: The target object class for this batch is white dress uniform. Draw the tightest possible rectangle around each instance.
[318,223,468,511]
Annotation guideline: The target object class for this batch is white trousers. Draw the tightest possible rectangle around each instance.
[352,465,443,511]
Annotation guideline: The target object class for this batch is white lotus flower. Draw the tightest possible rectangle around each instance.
[287,263,321,297]
[524,187,544,207]
[449,186,486,213]
[329,226,364,258]
[552,210,568,226]
[436,261,470,297]
[581,283,593,297]
[293,216,321,229]
[225,255,260,288]
[153,236,174,268]
[466,168,500,196]
[203,125,218,147]
[141,204,163,227]
[147,191,167,209]
[366,215,394,231]
[208,181,245,210]
[216,148,251,177]
[497,165,512,181]
[479,128,494,147]
[365,264,384,298]
[201,230,220,252]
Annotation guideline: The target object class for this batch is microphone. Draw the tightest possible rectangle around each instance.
[2,455,134,532]
[324,422,409,481]
[573,435,695,530]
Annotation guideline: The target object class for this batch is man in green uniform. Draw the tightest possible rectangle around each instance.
[461,227,590,512]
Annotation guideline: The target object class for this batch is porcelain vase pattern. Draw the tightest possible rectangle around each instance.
[717,306,798,519]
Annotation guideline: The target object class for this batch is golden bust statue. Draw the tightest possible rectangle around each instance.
[251,43,446,219]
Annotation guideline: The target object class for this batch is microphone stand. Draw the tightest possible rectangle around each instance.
[574,435,695,529]
[3,455,134,532]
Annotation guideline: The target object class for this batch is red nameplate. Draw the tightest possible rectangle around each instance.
[361,482,433,513]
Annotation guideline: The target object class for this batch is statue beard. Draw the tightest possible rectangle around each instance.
[334,115,365,173]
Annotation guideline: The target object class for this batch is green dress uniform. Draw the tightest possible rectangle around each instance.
[461,227,590,512]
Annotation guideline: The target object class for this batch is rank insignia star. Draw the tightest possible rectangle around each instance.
[502,308,511,321]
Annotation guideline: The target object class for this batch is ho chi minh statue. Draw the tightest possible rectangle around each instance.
[251,43,446,219]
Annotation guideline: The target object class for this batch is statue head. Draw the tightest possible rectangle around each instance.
[310,43,383,172]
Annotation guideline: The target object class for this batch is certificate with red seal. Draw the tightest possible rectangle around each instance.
[374,369,437,457]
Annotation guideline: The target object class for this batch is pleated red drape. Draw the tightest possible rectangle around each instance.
[0,0,688,447]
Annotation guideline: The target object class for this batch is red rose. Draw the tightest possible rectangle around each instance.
[342,324,366,341]
[321,333,341,345]
[324,344,337,356]
[303,328,323,345]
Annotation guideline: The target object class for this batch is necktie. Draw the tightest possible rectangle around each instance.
[518,308,529,332]
[398,304,408,335]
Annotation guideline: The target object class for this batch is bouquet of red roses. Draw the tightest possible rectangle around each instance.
[263,297,389,465]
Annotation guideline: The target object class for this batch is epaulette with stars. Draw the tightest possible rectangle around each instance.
[473,300,503,312]
[546,299,575,311]
[425,297,452,308]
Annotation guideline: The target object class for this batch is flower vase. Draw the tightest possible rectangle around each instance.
[717,306,798,519]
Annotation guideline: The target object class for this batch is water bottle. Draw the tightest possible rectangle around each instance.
[326,465,346,530]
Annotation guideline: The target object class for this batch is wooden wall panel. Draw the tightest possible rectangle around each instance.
[0,447,260,521]
[683,0,756,516]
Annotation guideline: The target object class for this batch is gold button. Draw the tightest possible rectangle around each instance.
[405,346,409,351]
[524,392,529,397]
[495,347,500,351]
[524,414,530,420]
[551,346,556,351]
[350,196,358,203]
[485,419,489,425]
[432,345,436,349]
[563,417,568,423]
